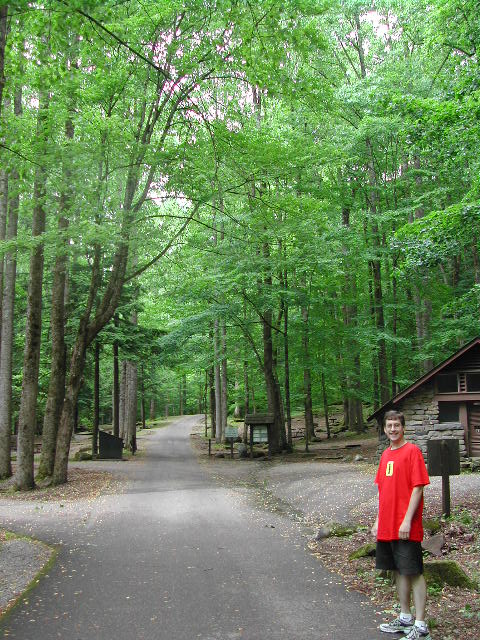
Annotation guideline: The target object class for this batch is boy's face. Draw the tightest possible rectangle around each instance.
[384,418,405,447]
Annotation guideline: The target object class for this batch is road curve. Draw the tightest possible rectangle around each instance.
[1,416,384,640]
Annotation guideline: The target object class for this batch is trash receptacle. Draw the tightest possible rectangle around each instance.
[98,430,123,459]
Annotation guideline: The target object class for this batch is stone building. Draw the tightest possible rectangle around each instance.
[369,336,480,462]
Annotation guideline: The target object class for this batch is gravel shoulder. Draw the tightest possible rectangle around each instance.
[0,532,56,617]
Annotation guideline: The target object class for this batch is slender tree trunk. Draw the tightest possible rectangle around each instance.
[220,322,228,441]
[0,170,7,341]
[283,270,292,448]
[262,307,285,454]
[369,229,389,405]
[0,160,19,479]
[124,304,138,452]
[53,331,89,484]
[302,320,314,440]
[112,315,120,437]
[243,359,249,443]
[368,267,380,410]
[149,397,155,422]
[0,5,7,117]
[15,91,49,490]
[182,373,187,415]
[140,365,146,429]
[301,276,314,441]
[92,341,100,456]
[119,360,127,440]
[179,378,184,415]
[321,371,330,439]
[125,359,137,453]
[214,320,222,443]
[234,368,241,419]
[355,14,388,406]
[0,4,7,345]
[208,366,215,438]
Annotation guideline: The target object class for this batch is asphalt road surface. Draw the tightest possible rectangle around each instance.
[1,416,385,640]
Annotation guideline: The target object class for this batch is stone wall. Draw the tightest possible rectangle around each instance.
[376,381,467,461]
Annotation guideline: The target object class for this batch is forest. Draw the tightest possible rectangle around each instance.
[0,0,478,489]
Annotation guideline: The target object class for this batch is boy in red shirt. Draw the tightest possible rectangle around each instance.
[371,410,431,640]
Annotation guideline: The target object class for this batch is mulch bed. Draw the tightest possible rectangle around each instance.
[0,468,123,502]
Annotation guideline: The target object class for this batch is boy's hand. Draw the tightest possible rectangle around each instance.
[399,519,411,540]
[371,520,378,538]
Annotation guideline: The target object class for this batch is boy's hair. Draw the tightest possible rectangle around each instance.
[383,409,405,427]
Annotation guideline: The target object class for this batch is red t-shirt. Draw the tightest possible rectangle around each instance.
[375,442,430,542]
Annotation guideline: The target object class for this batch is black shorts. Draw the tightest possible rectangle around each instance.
[376,540,424,575]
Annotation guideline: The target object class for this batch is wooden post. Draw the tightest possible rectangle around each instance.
[441,440,451,517]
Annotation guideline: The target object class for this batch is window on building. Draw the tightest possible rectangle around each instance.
[436,373,458,393]
[466,373,480,392]
[438,402,459,423]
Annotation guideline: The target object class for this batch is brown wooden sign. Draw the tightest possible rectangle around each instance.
[427,438,460,476]
[427,438,460,517]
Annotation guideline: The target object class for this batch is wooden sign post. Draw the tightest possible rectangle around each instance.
[427,438,460,518]
[225,425,239,459]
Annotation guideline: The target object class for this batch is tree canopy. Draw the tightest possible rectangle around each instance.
[0,0,479,486]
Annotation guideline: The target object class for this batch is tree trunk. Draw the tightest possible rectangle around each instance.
[15,91,49,490]
[0,170,7,341]
[140,365,146,429]
[220,321,228,441]
[92,341,100,456]
[0,5,7,117]
[283,280,292,448]
[302,302,315,441]
[149,397,155,422]
[208,366,215,438]
[368,266,380,410]
[234,369,241,419]
[214,320,222,443]
[37,113,73,479]
[321,371,330,439]
[37,213,68,478]
[52,332,88,485]
[112,315,120,437]
[262,307,285,454]
[119,360,127,440]
[243,359,249,443]
[182,372,187,415]
[125,359,137,453]
[0,162,19,479]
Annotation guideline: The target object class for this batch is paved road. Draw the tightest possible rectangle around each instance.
[1,416,384,640]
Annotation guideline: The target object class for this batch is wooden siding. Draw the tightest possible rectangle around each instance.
[468,403,480,457]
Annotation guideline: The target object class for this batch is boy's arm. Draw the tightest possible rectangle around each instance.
[370,494,379,538]
[398,485,424,539]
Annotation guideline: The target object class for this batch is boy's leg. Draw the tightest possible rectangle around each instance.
[411,574,427,622]
[395,572,412,615]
